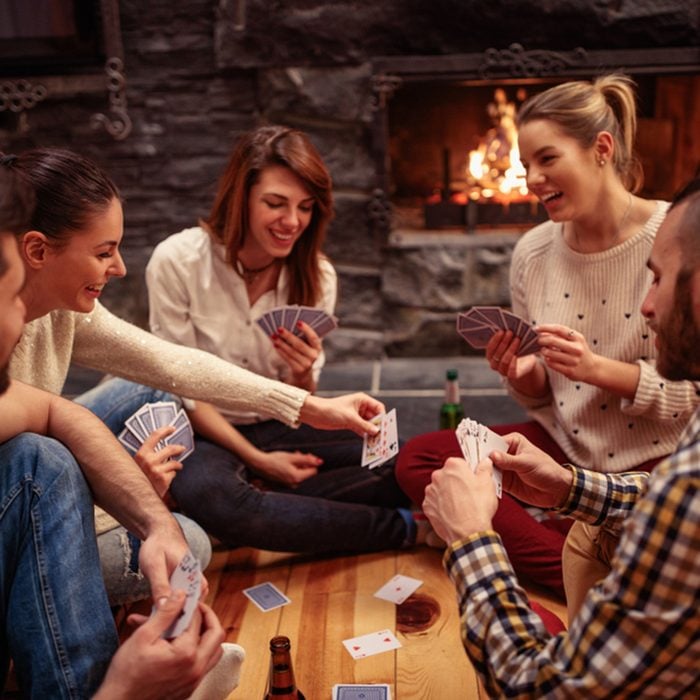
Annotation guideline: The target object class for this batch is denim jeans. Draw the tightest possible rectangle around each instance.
[74,378,212,605]
[172,420,412,554]
[1,433,117,699]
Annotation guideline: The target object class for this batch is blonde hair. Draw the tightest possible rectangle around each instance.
[516,73,643,192]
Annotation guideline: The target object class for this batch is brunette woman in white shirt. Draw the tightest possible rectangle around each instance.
[145,126,419,554]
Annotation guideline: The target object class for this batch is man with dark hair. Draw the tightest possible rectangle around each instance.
[423,177,700,697]
[0,168,224,698]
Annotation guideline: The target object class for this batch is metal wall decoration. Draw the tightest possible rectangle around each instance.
[478,43,589,80]
[91,57,132,140]
[0,0,131,141]
[0,79,48,133]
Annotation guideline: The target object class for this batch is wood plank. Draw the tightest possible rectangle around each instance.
[394,547,482,699]
[210,548,294,699]
[279,551,398,698]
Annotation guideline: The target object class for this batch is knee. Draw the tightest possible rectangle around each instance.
[4,433,85,485]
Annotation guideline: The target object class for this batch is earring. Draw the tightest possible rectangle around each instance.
[598,158,606,167]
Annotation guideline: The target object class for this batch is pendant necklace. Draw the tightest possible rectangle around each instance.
[234,257,277,285]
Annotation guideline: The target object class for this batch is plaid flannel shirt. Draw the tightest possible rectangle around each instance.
[444,406,700,698]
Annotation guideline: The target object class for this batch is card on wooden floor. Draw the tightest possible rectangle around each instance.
[342,629,401,659]
[361,409,398,468]
[333,684,391,699]
[374,574,423,605]
[162,550,201,639]
[242,581,291,612]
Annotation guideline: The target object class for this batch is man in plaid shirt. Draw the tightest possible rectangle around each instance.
[423,177,700,697]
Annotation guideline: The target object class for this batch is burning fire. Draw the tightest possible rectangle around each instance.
[467,88,531,202]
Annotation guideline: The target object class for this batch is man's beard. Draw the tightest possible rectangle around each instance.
[655,271,700,381]
[0,364,9,395]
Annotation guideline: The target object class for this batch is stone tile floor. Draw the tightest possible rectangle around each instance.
[65,356,527,443]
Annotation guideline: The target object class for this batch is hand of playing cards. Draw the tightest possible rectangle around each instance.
[457,305,539,356]
[257,304,338,340]
[361,409,399,469]
[455,418,505,498]
[118,401,194,460]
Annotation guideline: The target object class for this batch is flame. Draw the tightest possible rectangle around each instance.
[465,88,533,201]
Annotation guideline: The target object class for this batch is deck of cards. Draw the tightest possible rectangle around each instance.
[457,305,539,356]
[257,304,338,339]
[118,401,194,460]
[455,418,506,498]
[361,409,399,469]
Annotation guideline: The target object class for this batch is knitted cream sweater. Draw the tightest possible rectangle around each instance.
[9,301,309,533]
[506,201,700,473]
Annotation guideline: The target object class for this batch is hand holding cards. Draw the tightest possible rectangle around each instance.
[457,305,539,356]
[118,401,194,460]
[159,550,202,639]
[455,418,505,498]
[257,304,338,340]
[361,409,399,469]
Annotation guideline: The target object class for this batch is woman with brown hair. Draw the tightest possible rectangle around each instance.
[145,125,419,554]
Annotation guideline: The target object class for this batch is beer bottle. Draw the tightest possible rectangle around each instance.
[439,369,464,430]
[264,635,305,699]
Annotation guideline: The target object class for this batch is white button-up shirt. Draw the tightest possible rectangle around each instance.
[146,226,337,423]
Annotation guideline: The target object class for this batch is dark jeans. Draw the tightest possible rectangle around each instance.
[171,421,412,554]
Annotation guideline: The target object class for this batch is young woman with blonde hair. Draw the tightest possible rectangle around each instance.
[396,75,699,610]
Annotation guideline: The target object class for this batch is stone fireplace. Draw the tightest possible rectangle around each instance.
[1,1,698,361]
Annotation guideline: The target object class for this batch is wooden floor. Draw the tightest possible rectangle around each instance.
[117,544,567,699]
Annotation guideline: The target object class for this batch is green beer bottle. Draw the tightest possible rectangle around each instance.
[439,369,464,430]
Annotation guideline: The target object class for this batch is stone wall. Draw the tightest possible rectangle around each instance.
[1,0,697,358]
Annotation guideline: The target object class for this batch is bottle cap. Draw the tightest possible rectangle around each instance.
[446,369,458,380]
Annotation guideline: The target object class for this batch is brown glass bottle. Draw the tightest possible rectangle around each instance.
[264,635,306,699]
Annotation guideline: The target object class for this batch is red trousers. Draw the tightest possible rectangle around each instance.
[396,421,574,599]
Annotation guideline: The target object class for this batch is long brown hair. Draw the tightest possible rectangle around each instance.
[516,73,643,193]
[203,126,334,306]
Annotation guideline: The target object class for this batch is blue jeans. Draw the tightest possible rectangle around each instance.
[1,434,117,699]
[74,378,212,605]
[172,418,412,554]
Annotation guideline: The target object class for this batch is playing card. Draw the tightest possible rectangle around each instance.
[309,312,338,337]
[374,574,423,605]
[242,581,291,612]
[124,411,148,442]
[361,409,399,469]
[455,418,504,498]
[118,427,141,453]
[458,324,496,349]
[165,421,195,460]
[135,403,156,435]
[342,629,401,659]
[333,684,391,700]
[150,400,178,428]
[457,313,492,332]
[162,550,202,639]
[500,309,525,336]
[477,424,506,498]
[516,326,540,357]
[469,305,503,328]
